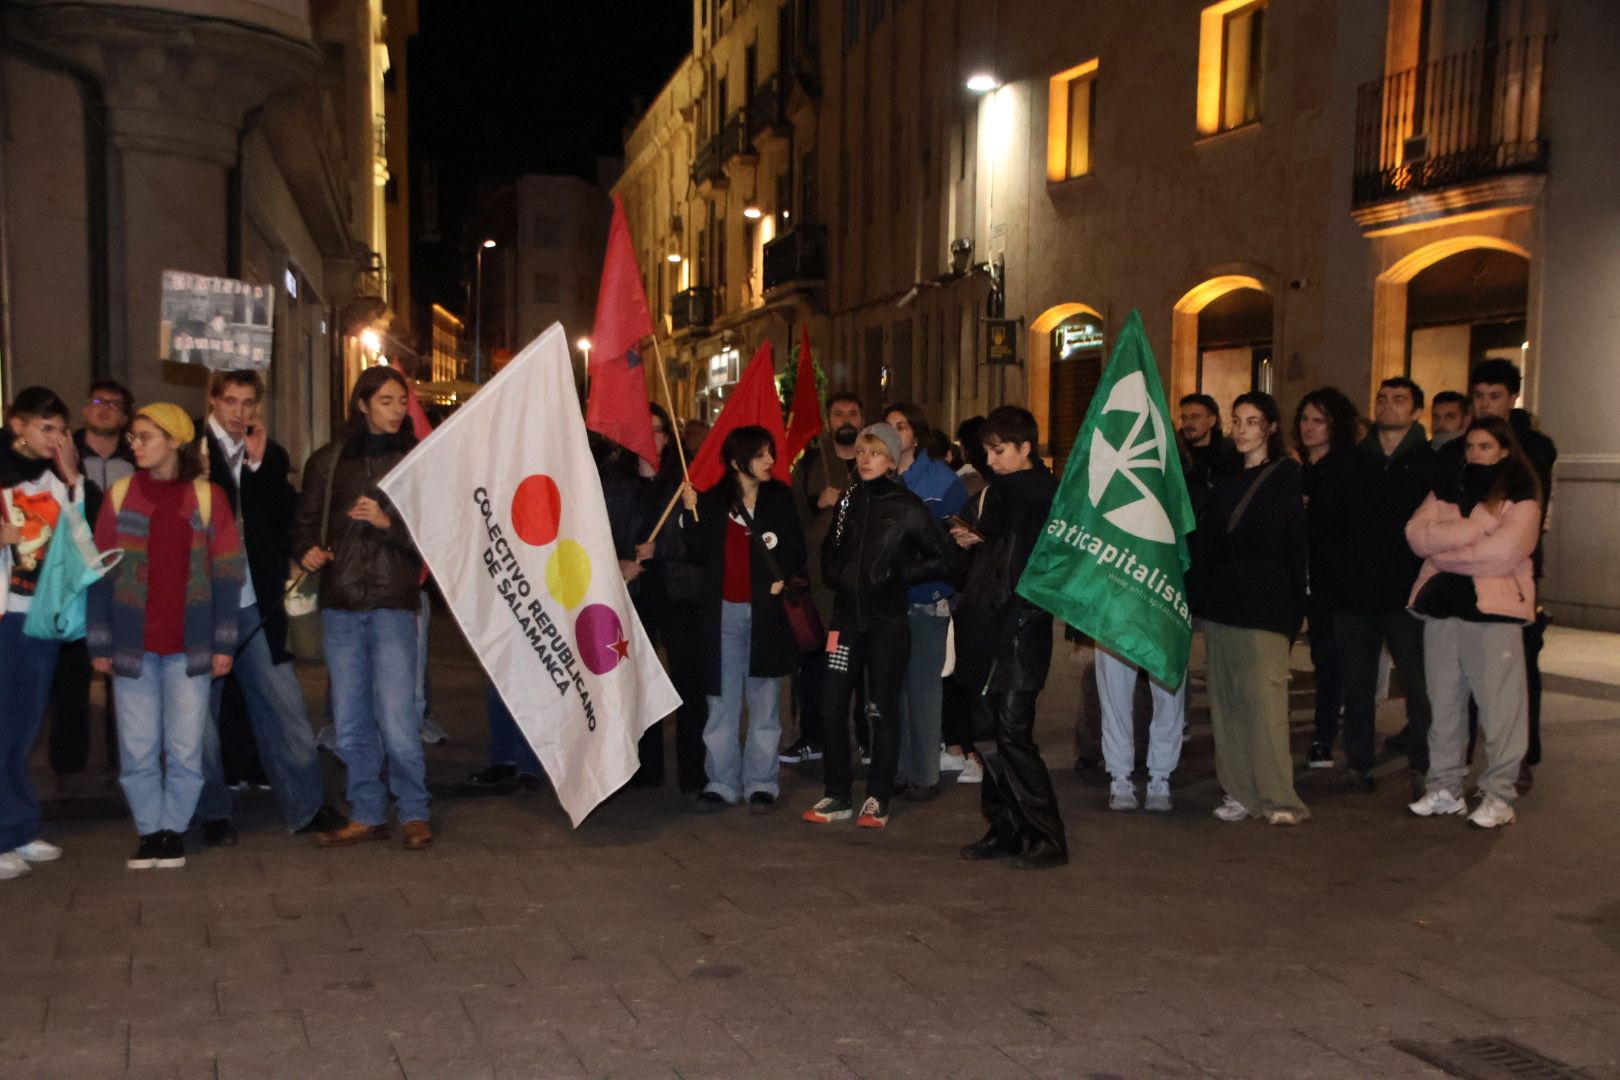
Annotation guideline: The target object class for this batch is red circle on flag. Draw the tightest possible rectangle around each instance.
[511,474,562,546]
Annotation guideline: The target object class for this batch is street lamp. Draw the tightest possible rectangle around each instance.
[965,72,1000,93]
[474,238,496,383]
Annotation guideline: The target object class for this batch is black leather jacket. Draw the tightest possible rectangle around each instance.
[821,475,961,622]
[292,434,420,613]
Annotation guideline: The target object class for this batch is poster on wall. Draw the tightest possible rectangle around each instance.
[159,270,274,370]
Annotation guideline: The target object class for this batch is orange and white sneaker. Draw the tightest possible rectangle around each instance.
[855,797,889,829]
[802,797,854,824]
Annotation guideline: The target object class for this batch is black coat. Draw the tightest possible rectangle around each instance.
[674,482,807,696]
[1317,425,1436,612]
[291,435,420,613]
[951,464,1058,694]
[1301,448,1353,604]
[197,425,300,661]
[1189,457,1308,638]
[820,475,961,623]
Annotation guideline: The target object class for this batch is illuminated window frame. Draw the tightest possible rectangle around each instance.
[1046,59,1099,183]
[1197,0,1267,137]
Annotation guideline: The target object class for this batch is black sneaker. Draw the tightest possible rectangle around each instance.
[1351,770,1377,793]
[127,833,162,870]
[695,791,732,812]
[294,805,347,836]
[154,831,186,869]
[1010,842,1069,871]
[468,763,517,787]
[778,738,822,764]
[747,791,776,815]
[1306,742,1334,769]
[201,819,239,846]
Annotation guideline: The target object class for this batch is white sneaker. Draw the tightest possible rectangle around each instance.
[315,724,337,752]
[420,717,448,745]
[1212,795,1256,822]
[939,748,965,773]
[1468,794,1516,829]
[1144,778,1172,813]
[1266,810,1302,827]
[0,852,31,880]
[1108,778,1139,811]
[957,757,984,784]
[13,839,62,862]
[1408,789,1467,817]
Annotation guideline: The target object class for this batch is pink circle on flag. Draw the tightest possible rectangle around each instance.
[575,603,630,675]
[511,474,562,546]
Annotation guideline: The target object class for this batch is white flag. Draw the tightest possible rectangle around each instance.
[380,324,680,826]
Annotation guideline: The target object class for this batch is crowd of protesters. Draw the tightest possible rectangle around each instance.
[0,352,1556,880]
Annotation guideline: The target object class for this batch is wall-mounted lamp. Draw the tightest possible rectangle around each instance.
[666,253,684,264]
[965,72,1000,93]
[742,202,763,220]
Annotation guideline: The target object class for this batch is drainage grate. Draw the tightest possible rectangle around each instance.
[1392,1037,1595,1080]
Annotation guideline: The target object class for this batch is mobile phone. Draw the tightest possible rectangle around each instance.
[944,515,982,537]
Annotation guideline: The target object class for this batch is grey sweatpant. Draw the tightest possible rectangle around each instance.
[1422,618,1528,803]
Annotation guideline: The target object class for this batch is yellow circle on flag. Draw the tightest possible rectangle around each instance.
[545,540,591,609]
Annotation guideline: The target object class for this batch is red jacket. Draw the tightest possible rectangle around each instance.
[1405,492,1539,624]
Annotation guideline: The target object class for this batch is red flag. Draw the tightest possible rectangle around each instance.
[390,358,434,442]
[782,323,822,467]
[687,340,791,490]
[586,195,659,468]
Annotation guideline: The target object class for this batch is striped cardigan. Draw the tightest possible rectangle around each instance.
[87,473,244,677]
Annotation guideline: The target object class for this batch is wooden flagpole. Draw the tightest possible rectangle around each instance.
[645,335,695,540]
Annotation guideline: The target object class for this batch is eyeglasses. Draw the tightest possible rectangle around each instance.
[125,431,165,446]
[88,396,128,410]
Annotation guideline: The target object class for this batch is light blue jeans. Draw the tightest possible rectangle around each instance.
[322,608,428,825]
[703,601,782,803]
[197,603,326,829]
[1096,646,1187,783]
[116,652,211,836]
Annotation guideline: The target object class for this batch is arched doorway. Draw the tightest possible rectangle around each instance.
[1371,235,1532,411]
[1030,303,1105,469]
[1171,275,1274,410]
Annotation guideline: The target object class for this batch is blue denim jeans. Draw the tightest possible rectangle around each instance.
[486,682,543,777]
[896,607,950,788]
[196,604,327,830]
[414,589,432,723]
[115,652,212,836]
[702,601,782,803]
[323,608,428,825]
[0,616,60,850]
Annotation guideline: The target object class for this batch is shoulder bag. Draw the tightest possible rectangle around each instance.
[284,448,340,662]
[737,501,824,653]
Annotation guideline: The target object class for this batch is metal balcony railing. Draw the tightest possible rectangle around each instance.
[690,134,725,189]
[1352,35,1550,207]
[747,72,790,139]
[719,110,754,162]
[762,226,827,292]
[670,287,716,332]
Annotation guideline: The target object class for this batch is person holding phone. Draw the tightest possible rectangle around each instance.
[292,368,430,851]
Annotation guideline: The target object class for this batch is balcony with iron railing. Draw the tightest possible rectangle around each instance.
[670,287,716,333]
[747,72,791,143]
[762,226,827,293]
[719,110,755,165]
[691,133,727,193]
[1352,35,1550,211]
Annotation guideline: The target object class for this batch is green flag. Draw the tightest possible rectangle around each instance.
[1016,309,1196,688]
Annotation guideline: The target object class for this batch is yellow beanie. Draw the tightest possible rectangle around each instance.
[135,402,196,445]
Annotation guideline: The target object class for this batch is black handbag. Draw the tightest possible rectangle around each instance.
[736,502,824,653]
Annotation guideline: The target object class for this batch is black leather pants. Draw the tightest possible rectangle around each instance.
[972,691,1067,854]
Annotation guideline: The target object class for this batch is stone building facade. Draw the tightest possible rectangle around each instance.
[0,0,415,466]
[618,0,1620,630]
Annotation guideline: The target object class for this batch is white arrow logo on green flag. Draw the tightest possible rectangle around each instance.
[1017,309,1197,689]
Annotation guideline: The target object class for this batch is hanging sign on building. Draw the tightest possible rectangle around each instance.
[159,270,275,370]
[985,318,1020,365]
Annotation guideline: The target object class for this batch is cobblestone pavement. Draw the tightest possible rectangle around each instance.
[3,619,1619,1079]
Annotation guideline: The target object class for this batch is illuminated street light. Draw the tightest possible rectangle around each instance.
[965,72,1000,93]
[360,328,381,352]
[576,337,592,355]
[481,238,496,249]
[742,202,763,220]
[475,239,496,383]
[666,252,683,263]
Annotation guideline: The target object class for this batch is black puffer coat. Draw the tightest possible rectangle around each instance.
[820,475,961,624]
[951,464,1058,694]
[292,433,420,613]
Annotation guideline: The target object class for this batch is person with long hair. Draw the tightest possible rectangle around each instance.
[675,426,806,811]
[1405,416,1541,829]
[293,367,431,850]
[1189,391,1310,826]
[88,404,244,870]
[881,402,967,802]
[1292,386,1361,771]
[1,387,85,880]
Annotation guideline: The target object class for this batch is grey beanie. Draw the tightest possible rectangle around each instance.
[860,422,902,467]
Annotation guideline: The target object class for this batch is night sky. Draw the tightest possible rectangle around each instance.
[408,0,692,321]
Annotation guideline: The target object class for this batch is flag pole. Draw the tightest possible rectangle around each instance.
[647,334,696,533]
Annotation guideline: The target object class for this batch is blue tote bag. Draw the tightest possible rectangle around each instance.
[24,501,121,642]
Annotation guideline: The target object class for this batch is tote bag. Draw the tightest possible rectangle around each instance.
[23,500,121,642]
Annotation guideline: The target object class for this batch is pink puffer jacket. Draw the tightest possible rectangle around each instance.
[1405,492,1539,624]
